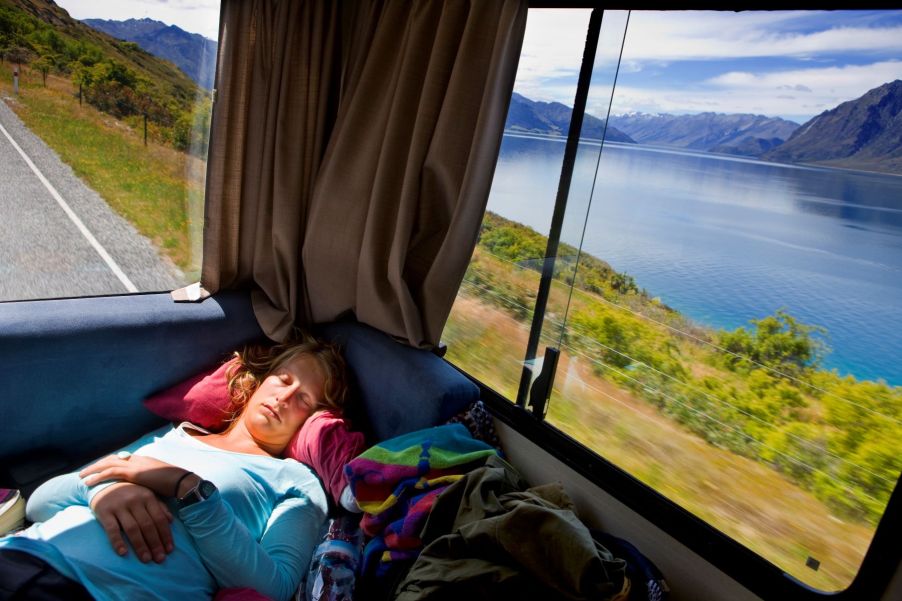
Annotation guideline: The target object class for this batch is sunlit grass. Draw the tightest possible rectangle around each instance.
[0,67,201,278]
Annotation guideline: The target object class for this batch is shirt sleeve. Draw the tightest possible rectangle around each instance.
[25,425,173,521]
[178,488,327,601]
[25,472,90,522]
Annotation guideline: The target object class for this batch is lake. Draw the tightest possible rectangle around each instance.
[486,133,902,386]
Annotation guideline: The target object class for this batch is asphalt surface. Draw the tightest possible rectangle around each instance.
[0,96,183,301]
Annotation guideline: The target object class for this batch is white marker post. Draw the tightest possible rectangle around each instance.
[13,68,19,95]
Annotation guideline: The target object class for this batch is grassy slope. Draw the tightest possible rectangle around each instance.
[4,0,199,108]
[1,67,202,276]
[444,246,877,592]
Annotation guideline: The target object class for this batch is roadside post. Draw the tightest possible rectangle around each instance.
[12,68,18,95]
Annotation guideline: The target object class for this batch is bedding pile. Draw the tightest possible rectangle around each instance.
[345,424,499,577]
[345,423,637,601]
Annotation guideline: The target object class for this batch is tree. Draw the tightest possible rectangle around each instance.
[32,54,53,86]
[718,309,827,376]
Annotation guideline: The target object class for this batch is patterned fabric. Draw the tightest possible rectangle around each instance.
[445,400,502,450]
[345,424,498,577]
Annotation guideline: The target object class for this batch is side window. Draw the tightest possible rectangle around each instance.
[443,8,592,398]
[0,0,219,301]
[444,8,902,593]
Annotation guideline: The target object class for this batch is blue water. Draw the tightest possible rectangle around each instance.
[486,134,902,386]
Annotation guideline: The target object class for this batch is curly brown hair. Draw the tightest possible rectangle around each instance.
[224,333,348,426]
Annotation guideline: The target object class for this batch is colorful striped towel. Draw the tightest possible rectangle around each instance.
[346,423,498,575]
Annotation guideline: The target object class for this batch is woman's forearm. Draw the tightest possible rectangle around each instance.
[80,455,197,499]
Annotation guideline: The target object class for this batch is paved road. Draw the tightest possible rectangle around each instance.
[0,97,183,301]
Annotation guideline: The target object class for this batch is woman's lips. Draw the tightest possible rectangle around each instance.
[262,403,281,421]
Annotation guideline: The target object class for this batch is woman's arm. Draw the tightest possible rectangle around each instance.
[26,425,170,521]
[179,490,326,601]
[25,472,90,522]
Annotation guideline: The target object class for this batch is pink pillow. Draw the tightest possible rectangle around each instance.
[143,359,237,431]
[144,362,367,503]
[287,410,367,505]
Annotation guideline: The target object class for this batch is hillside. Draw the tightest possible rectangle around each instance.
[0,0,210,154]
[763,80,902,174]
[84,18,217,89]
[506,92,635,143]
[609,111,799,157]
[2,0,199,107]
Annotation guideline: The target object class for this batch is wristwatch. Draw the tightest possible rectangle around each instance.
[177,478,217,510]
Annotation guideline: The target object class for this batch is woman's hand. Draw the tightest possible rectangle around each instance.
[80,454,188,498]
[90,482,173,564]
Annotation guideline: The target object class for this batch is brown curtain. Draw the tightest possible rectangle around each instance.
[203,0,527,347]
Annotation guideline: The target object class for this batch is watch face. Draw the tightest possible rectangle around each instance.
[199,480,216,498]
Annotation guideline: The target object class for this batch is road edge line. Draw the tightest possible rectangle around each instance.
[0,119,138,293]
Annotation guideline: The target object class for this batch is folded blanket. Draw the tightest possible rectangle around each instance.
[345,424,498,575]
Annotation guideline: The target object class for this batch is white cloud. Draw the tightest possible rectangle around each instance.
[607,61,902,121]
[622,11,902,61]
[513,9,592,103]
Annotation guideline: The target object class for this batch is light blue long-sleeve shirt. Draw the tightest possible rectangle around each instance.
[0,424,329,601]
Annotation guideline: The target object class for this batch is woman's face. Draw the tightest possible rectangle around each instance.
[243,353,325,453]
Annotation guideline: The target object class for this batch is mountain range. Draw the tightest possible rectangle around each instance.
[83,17,217,89]
[507,85,901,174]
[608,112,800,157]
[763,80,902,174]
[505,93,635,143]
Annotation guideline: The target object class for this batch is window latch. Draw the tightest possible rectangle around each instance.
[528,347,559,420]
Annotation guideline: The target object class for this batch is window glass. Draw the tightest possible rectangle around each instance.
[443,8,591,399]
[446,8,902,592]
[0,0,218,300]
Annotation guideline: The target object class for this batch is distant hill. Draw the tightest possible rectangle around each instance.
[506,93,636,143]
[763,80,902,174]
[609,112,799,157]
[83,18,217,90]
[1,0,199,105]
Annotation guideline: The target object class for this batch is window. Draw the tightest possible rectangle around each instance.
[444,8,902,593]
[0,0,219,301]
[443,8,591,399]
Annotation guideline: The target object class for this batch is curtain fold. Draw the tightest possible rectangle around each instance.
[203,0,341,332]
[203,0,527,347]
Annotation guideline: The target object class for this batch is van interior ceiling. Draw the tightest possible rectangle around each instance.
[0,0,900,600]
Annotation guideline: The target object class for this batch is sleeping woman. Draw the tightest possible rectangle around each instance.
[0,336,348,601]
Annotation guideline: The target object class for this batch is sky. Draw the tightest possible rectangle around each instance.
[516,9,902,124]
[51,5,902,124]
[55,0,220,41]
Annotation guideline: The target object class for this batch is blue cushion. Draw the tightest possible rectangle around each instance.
[0,291,264,464]
[317,321,479,442]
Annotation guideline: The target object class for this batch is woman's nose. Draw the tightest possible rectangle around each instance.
[279,380,300,400]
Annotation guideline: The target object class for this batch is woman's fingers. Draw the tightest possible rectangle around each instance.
[78,455,118,478]
[81,467,118,486]
[94,503,129,557]
[145,498,175,554]
[90,482,172,563]
[116,509,156,563]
